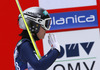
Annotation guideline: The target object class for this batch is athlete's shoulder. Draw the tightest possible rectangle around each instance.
[17,38,31,47]
[16,38,33,51]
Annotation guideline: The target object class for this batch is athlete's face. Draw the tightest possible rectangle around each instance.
[37,26,46,39]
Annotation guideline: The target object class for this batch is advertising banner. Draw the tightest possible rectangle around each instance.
[43,28,100,70]
[50,9,98,30]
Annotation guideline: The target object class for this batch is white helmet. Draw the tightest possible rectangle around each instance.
[18,7,51,33]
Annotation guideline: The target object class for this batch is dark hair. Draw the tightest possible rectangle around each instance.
[19,30,40,41]
[19,30,30,39]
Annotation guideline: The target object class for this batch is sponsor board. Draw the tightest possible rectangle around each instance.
[50,9,98,30]
[43,28,100,70]
[39,0,97,10]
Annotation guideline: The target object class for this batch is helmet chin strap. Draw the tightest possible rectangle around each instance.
[33,33,40,41]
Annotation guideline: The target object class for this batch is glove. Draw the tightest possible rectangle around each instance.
[48,34,60,52]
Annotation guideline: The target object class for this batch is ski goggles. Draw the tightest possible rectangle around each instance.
[20,14,51,30]
[40,18,51,30]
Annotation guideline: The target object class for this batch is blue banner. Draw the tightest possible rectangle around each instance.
[50,9,98,30]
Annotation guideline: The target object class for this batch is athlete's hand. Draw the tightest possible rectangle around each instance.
[48,34,60,52]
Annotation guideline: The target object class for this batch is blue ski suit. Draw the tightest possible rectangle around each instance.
[14,38,60,70]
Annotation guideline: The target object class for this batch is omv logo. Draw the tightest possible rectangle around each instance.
[50,10,98,30]
[58,42,94,58]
